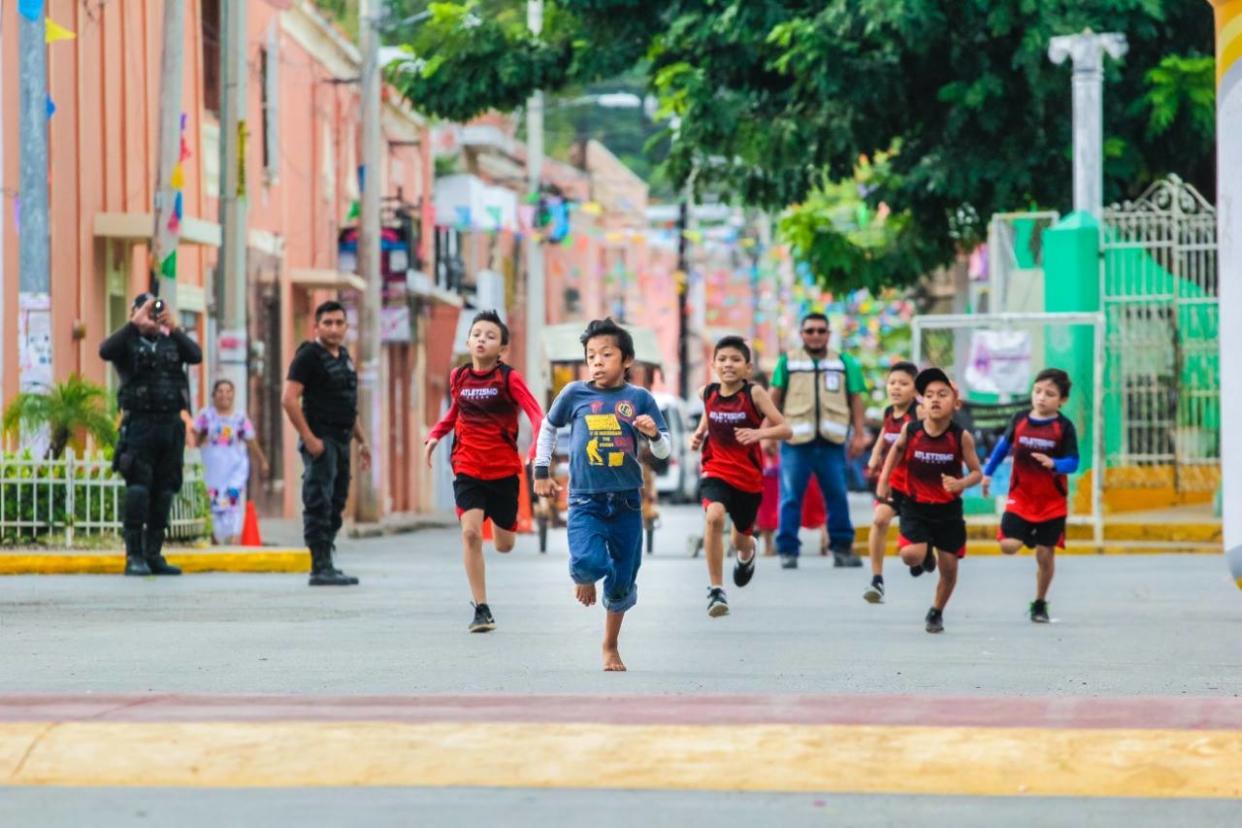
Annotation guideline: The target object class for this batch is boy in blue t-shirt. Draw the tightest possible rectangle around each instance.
[534,318,670,672]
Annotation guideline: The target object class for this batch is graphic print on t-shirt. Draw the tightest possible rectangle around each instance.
[546,382,669,494]
[1003,412,1079,522]
[903,421,964,505]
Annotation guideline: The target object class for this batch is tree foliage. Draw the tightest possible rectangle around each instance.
[392,1,1215,284]
[3,375,117,460]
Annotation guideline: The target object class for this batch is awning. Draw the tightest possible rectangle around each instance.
[286,268,367,293]
[542,321,664,369]
[93,212,222,247]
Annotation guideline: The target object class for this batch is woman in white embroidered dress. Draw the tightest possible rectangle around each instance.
[195,380,269,544]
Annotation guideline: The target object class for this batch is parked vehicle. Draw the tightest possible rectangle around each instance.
[651,392,700,503]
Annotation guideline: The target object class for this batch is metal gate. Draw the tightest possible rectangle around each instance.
[1100,175,1219,493]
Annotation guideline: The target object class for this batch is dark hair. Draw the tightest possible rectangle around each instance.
[211,379,235,396]
[470,309,509,345]
[801,312,829,328]
[714,335,751,364]
[315,300,346,321]
[888,361,918,379]
[579,318,635,362]
[1034,368,1071,399]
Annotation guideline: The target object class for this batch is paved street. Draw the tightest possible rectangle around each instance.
[2,504,1240,825]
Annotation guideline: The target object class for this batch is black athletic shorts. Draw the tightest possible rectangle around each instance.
[453,474,520,531]
[898,500,967,557]
[999,512,1067,550]
[700,477,763,535]
[875,488,907,515]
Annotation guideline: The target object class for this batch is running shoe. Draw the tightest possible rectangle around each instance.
[925,607,944,634]
[1029,599,1050,624]
[733,553,756,588]
[909,564,924,578]
[780,555,798,570]
[707,587,730,617]
[922,548,937,574]
[469,603,496,633]
[863,579,885,604]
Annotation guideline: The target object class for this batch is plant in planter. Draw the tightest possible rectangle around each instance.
[2,374,117,459]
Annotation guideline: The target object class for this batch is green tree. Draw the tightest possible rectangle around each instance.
[3,375,118,460]
[393,1,1215,282]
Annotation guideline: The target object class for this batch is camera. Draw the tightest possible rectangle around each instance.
[151,299,166,319]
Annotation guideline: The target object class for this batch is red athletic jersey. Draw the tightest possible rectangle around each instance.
[1002,412,1079,522]
[701,382,764,493]
[427,364,544,481]
[902,420,964,505]
[882,404,916,493]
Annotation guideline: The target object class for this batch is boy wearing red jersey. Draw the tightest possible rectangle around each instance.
[863,362,918,604]
[690,337,791,617]
[981,368,1079,623]
[425,311,544,633]
[878,368,982,634]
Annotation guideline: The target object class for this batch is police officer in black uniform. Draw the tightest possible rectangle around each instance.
[282,300,371,586]
[100,293,202,576]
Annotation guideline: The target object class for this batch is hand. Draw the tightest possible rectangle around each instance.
[876,480,890,501]
[735,428,762,446]
[157,305,177,332]
[359,443,372,472]
[424,438,439,468]
[981,476,991,498]
[762,439,779,458]
[130,296,161,335]
[690,430,705,452]
[304,435,325,458]
[1030,452,1055,470]
[633,414,659,438]
[941,474,964,495]
[534,477,561,498]
[848,431,869,460]
[866,455,881,476]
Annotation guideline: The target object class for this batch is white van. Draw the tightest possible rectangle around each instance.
[651,392,700,502]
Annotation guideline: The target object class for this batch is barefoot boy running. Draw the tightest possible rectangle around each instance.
[863,361,918,604]
[689,336,792,617]
[981,368,1079,623]
[878,368,982,633]
[425,310,544,633]
[533,319,670,671]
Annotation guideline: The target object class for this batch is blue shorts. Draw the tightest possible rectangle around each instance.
[566,491,644,613]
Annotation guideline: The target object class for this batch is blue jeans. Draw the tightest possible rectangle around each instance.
[777,441,855,556]
[566,492,644,613]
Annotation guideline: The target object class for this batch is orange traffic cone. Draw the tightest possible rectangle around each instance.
[516,479,533,534]
[482,518,494,541]
[240,501,263,547]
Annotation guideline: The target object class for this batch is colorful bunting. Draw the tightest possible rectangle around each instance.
[160,250,178,279]
[45,17,75,43]
[18,0,42,23]
[580,202,603,216]
[45,95,55,119]
[170,163,185,190]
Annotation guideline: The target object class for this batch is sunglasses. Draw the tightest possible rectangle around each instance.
[802,327,829,334]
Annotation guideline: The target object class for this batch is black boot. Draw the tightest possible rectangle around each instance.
[144,528,182,576]
[123,531,151,576]
[309,544,358,586]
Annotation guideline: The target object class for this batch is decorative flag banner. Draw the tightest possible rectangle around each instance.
[454,206,472,229]
[160,250,178,279]
[13,197,21,232]
[485,205,503,229]
[18,0,43,23]
[518,204,535,231]
[170,163,185,190]
[174,191,184,220]
[45,95,55,119]
[45,17,75,43]
[580,202,603,216]
[346,200,360,222]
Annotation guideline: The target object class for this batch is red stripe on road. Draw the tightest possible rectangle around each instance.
[1,693,1240,730]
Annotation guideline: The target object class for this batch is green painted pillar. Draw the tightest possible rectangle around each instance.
[1042,211,1102,484]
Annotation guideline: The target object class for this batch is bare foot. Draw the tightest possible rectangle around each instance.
[602,646,626,671]
[574,583,596,606]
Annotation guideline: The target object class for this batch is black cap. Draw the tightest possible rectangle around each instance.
[915,367,953,395]
[132,292,155,311]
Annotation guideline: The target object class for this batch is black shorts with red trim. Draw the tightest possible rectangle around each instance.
[453,473,520,531]
[874,488,908,515]
[898,500,966,558]
[700,477,763,536]
[999,512,1067,550]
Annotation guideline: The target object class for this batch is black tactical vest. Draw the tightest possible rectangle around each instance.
[118,335,189,414]
[298,341,358,434]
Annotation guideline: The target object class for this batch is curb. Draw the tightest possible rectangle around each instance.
[0,548,308,576]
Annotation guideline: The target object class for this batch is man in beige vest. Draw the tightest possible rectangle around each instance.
[771,313,869,568]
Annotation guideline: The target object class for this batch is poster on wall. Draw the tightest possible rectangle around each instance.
[965,330,1032,397]
[381,306,411,344]
[18,292,53,393]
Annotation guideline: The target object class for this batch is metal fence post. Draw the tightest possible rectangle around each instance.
[65,448,75,548]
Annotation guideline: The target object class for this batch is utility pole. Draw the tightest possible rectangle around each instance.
[17,11,49,393]
[1210,0,1241,586]
[152,0,187,305]
[1048,30,1128,219]
[355,0,384,523]
[524,0,547,406]
[217,0,249,412]
[676,199,690,400]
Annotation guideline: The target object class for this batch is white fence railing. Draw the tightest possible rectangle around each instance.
[0,449,209,547]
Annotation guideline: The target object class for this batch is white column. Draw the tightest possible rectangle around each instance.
[1048,30,1128,219]
[1212,0,1242,586]
[524,0,547,406]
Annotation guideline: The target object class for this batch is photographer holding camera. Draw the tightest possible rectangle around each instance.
[100,293,202,576]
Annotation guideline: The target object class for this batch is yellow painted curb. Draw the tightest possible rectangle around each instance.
[852,522,1222,545]
[851,542,1222,556]
[0,549,308,575]
[1,721,1240,798]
